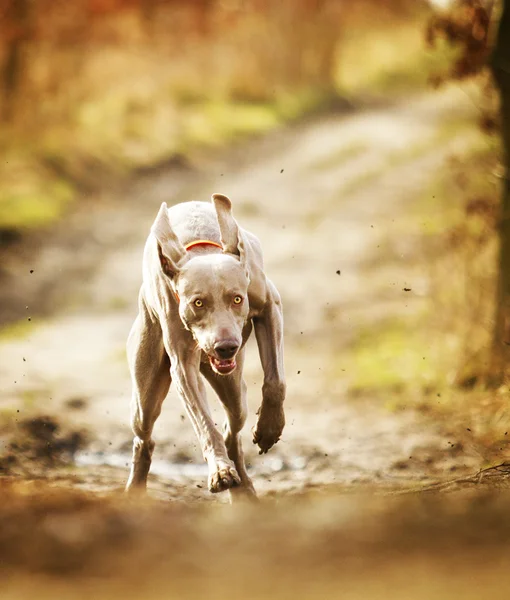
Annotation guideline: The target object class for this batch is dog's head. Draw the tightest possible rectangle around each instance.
[152,194,250,375]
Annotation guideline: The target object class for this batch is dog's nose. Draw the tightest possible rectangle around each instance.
[214,342,239,360]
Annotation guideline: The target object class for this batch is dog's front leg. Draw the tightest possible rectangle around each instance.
[171,353,241,493]
[252,280,286,454]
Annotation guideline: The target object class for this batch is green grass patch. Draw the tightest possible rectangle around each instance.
[76,89,333,169]
[181,101,281,150]
[0,151,74,231]
[339,315,456,401]
[0,182,73,230]
[336,17,458,97]
[413,137,500,237]
[0,319,40,342]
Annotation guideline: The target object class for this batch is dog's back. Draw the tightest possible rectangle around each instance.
[167,201,222,248]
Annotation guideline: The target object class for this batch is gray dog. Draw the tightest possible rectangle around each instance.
[125,194,286,499]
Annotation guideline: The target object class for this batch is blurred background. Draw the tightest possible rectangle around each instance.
[2,1,510,598]
[0,0,465,233]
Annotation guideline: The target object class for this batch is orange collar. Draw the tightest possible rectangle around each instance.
[184,239,223,251]
[174,239,223,303]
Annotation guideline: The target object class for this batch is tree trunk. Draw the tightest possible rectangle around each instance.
[490,0,510,378]
[1,0,30,122]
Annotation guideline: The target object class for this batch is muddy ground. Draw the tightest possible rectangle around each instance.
[1,83,509,598]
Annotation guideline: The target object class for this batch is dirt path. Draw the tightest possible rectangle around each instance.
[0,84,485,500]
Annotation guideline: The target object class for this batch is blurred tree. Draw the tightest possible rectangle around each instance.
[425,1,510,381]
[490,0,510,377]
[1,0,31,122]
[426,0,492,83]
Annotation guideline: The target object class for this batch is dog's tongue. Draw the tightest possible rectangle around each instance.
[210,356,236,372]
[217,358,234,367]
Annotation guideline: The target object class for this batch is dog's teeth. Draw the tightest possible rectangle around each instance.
[209,355,236,373]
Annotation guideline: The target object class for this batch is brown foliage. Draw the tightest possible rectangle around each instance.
[426,0,494,84]
[0,0,428,124]
[0,0,347,123]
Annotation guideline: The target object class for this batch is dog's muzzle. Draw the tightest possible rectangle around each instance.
[209,341,239,375]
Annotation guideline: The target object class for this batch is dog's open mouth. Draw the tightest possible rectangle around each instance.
[209,356,237,375]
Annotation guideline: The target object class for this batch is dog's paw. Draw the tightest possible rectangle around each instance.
[252,403,285,454]
[208,462,241,493]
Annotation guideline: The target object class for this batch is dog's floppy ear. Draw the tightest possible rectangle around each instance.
[151,202,185,279]
[212,193,246,266]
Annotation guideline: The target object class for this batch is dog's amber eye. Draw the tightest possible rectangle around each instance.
[233,295,243,305]
[194,299,203,308]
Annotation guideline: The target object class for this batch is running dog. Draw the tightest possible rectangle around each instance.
[125,194,286,499]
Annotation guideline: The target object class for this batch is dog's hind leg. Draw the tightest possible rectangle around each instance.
[125,292,171,493]
[200,349,256,501]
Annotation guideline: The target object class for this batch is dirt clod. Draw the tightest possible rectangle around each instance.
[0,415,87,475]
[65,397,88,410]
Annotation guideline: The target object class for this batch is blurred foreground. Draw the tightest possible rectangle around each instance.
[2,480,510,600]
